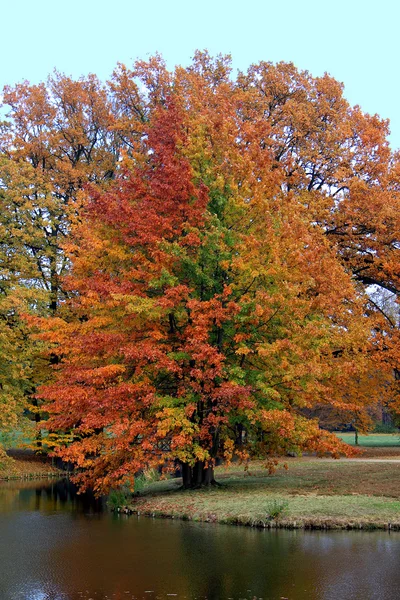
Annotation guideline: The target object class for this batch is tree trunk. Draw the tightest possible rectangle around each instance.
[181,461,217,488]
[181,463,192,488]
[30,397,43,451]
[354,429,359,445]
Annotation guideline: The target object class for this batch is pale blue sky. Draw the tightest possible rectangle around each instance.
[2,0,399,148]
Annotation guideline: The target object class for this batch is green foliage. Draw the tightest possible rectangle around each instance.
[134,469,163,494]
[0,424,35,449]
[373,423,398,434]
[107,487,130,510]
[266,498,289,520]
[108,469,163,507]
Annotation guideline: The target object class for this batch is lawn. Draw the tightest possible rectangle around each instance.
[335,432,400,447]
[125,458,400,530]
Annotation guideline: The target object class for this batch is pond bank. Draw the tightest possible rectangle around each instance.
[3,448,400,531]
[122,457,400,531]
[123,506,400,531]
[0,449,61,481]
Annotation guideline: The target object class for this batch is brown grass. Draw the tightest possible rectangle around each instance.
[357,446,400,458]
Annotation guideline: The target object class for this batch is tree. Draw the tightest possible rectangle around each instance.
[0,72,119,443]
[234,59,400,417]
[37,55,389,493]
[2,53,397,491]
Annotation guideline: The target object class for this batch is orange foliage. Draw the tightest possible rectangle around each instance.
[15,53,397,492]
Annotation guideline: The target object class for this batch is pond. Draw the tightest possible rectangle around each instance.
[0,479,399,600]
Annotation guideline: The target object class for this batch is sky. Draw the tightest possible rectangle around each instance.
[2,0,399,148]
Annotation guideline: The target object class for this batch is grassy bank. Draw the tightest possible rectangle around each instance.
[124,457,400,530]
[0,449,60,481]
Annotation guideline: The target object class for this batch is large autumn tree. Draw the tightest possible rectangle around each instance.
[34,53,400,493]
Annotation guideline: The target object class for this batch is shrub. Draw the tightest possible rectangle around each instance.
[373,423,398,434]
[134,468,164,494]
[107,489,128,510]
[266,499,289,520]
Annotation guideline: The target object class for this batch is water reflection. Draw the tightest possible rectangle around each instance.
[0,478,104,515]
[0,479,399,600]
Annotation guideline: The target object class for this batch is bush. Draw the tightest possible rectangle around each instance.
[108,469,166,508]
[107,488,128,510]
[134,468,163,494]
[373,423,398,434]
[266,499,289,520]
[133,474,146,494]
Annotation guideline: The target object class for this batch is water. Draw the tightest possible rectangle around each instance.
[0,479,400,600]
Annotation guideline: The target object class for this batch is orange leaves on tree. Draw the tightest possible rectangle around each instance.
[21,53,399,491]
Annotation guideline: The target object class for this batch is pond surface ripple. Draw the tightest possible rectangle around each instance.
[0,479,399,600]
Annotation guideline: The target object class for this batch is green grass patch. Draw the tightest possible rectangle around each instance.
[335,432,400,447]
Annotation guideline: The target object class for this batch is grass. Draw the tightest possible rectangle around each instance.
[124,457,400,530]
[335,432,400,447]
[0,449,60,481]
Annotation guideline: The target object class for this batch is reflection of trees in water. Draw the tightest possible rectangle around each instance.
[176,524,311,599]
[14,478,106,513]
[2,486,400,600]
[38,478,105,513]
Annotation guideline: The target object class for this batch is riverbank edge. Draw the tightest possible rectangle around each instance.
[0,472,62,482]
[0,450,62,481]
[118,504,400,531]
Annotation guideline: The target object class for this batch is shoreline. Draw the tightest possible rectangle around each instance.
[120,504,400,531]
[2,447,400,532]
[0,472,61,482]
[0,449,61,481]
[119,455,400,532]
